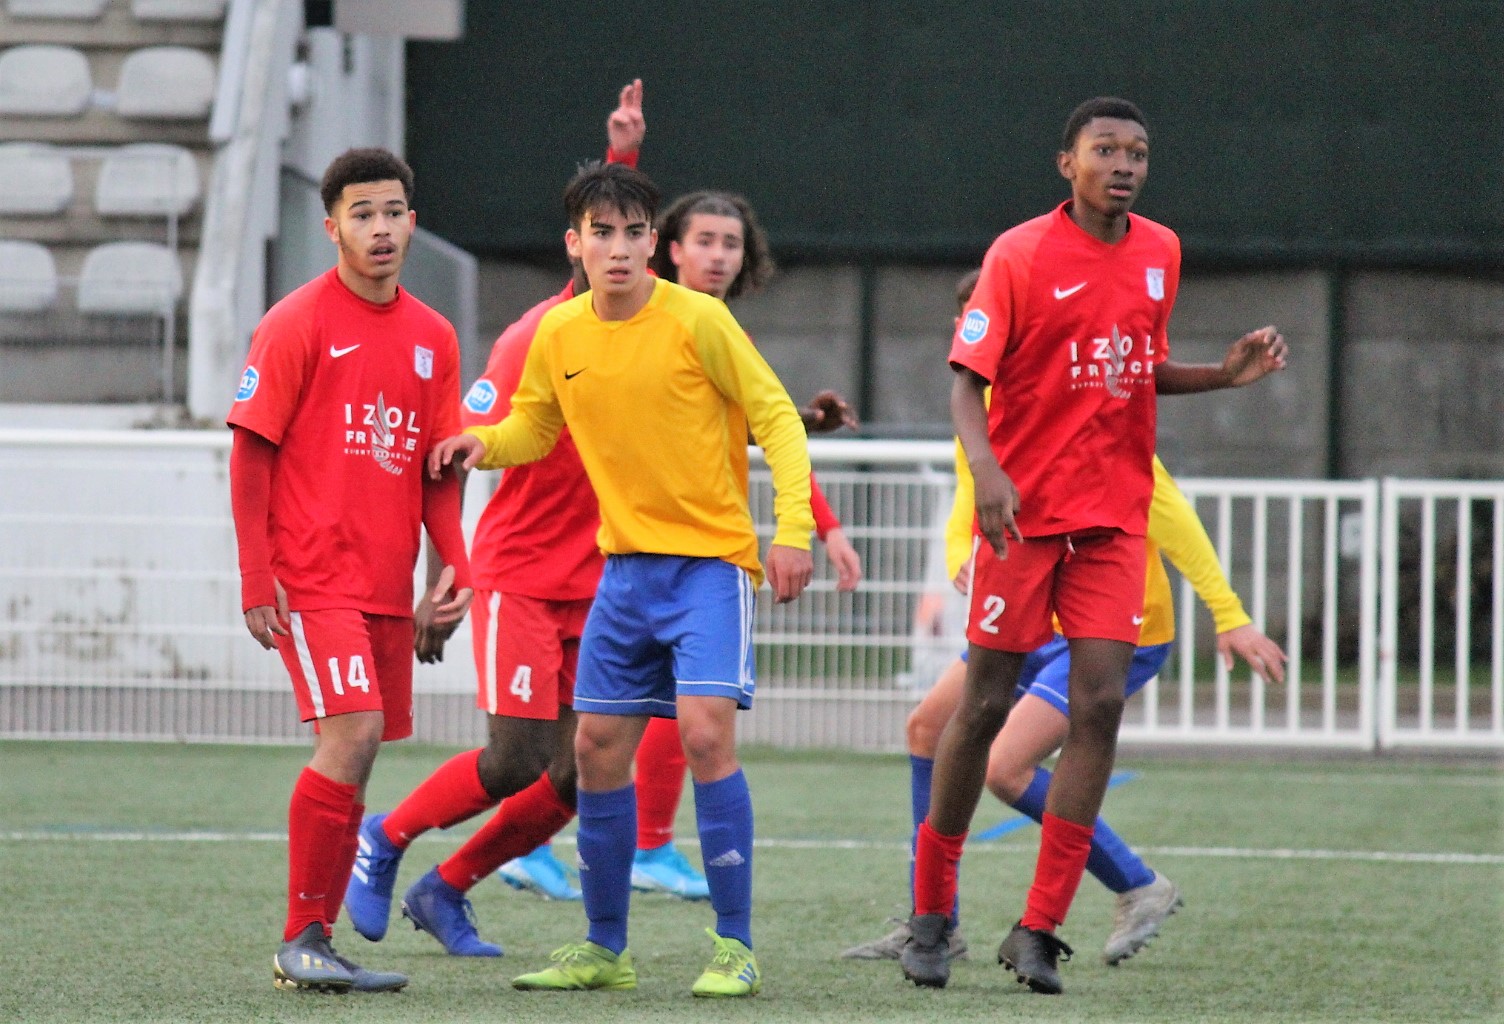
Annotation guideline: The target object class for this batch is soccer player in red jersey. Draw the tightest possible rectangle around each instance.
[228,148,473,994]
[901,97,1288,994]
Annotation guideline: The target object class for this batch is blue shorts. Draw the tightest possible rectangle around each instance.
[1012,634,1172,717]
[574,553,756,717]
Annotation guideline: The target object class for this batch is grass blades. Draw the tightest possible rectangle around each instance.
[1,741,1499,1023]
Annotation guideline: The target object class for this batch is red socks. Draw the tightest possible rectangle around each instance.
[324,800,363,932]
[381,748,495,848]
[285,767,357,941]
[635,716,687,850]
[912,818,967,917]
[437,772,576,890]
[1020,812,1095,932]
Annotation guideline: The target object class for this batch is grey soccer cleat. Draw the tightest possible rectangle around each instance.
[841,916,968,961]
[273,923,355,993]
[329,949,409,993]
[1103,871,1183,965]
[898,913,953,988]
[997,920,1073,995]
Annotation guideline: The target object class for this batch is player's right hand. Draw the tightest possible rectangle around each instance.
[972,462,1023,559]
[243,579,290,650]
[428,433,486,478]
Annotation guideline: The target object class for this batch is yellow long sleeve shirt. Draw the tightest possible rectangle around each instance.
[465,279,812,585]
[946,448,1251,645]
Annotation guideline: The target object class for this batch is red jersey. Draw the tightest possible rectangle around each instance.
[949,202,1179,538]
[228,268,462,615]
[461,283,603,600]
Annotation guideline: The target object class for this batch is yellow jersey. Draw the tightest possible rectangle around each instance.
[946,447,1250,645]
[466,279,813,584]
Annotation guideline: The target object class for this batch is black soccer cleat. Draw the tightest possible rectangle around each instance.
[997,920,1073,995]
[899,913,953,988]
[273,923,355,993]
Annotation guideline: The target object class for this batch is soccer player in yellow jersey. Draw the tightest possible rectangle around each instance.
[430,161,813,998]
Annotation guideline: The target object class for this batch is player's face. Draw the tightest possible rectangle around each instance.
[669,213,745,301]
[325,179,415,287]
[566,205,657,298]
[1058,117,1149,220]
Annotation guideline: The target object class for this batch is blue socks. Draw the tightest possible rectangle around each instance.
[577,783,636,955]
[1009,766,1155,893]
[694,769,754,947]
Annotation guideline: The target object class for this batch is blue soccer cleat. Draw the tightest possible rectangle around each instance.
[498,845,582,901]
[630,842,710,900]
[345,813,404,942]
[400,867,502,957]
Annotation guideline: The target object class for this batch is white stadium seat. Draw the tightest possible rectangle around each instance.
[95,143,200,217]
[0,45,93,117]
[115,46,215,120]
[0,143,75,215]
[77,241,183,315]
[0,240,60,313]
[5,0,109,18]
[130,0,228,22]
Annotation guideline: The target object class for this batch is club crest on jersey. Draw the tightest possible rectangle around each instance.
[235,366,259,402]
[1146,268,1165,301]
[414,346,434,380]
[464,379,497,415]
[959,309,989,345]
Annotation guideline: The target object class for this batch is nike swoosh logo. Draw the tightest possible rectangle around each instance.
[563,368,586,380]
[1053,282,1087,300]
[329,344,360,358]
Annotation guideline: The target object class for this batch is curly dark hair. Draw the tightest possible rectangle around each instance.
[319,148,414,213]
[650,190,776,300]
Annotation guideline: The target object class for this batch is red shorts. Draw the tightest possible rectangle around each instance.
[276,609,414,741]
[469,590,592,720]
[966,528,1146,652]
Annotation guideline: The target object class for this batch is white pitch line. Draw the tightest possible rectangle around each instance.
[1,829,1500,866]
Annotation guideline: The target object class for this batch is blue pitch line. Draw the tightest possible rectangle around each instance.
[971,770,1140,843]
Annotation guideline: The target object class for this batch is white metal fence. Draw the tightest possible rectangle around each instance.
[0,430,1498,752]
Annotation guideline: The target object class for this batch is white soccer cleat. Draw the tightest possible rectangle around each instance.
[1103,871,1183,965]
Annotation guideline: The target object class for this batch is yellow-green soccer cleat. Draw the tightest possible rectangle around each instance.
[691,928,762,998]
[511,941,637,991]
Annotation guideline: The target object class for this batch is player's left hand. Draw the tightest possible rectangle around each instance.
[765,544,813,603]
[802,390,859,433]
[414,565,463,663]
[607,78,645,155]
[1221,325,1288,387]
[426,564,473,628]
[1217,623,1288,684]
[822,527,862,592]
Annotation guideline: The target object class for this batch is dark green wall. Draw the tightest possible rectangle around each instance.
[406,2,1504,267]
